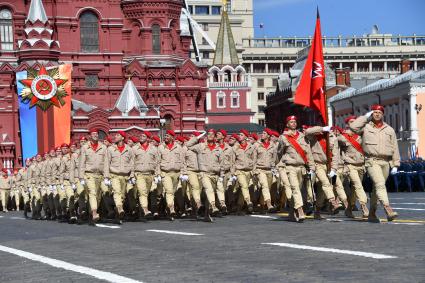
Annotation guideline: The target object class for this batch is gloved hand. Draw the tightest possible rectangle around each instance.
[28,187,32,193]
[179,174,189,181]
[218,176,224,183]
[365,110,374,119]
[197,132,206,140]
[104,178,111,186]
[60,185,64,191]
[322,126,331,132]
[154,176,162,184]
[390,167,398,175]
[308,170,316,179]
[79,179,86,186]
[271,168,278,177]
[230,175,238,183]
[130,177,136,185]
[71,183,76,191]
[328,170,337,178]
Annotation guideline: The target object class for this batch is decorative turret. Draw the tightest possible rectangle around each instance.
[17,0,60,63]
[114,79,148,114]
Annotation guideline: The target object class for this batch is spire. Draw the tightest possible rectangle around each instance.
[213,9,239,66]
[115,79,147,113]
[26,0,48,24]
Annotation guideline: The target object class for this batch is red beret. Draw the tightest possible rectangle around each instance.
[272,131,279,138]
[152,135,161,143]
[251,133,259,141]
[286,115,297,122]
[60,143,69,148]
[264,128,274,136]
[106,136,113,143]
[117,131,127,139]
[70,142,78,147]
[176,136,185,143]
[55,147,62,151]
[371,104,384,113]
[129,136,139,143]
[240,129,249,137]
[88,128,98,134]
[218,129,227,136]
[142,131,152,138]
[166,130,176,137]
[344,115,357,124]
[302,125,309,130]
[185,136,190,141]
[79,136,87,141]
[230,133,239,140]
[1,168,7,174]
[193,131,201,137]
[207,129,216,134]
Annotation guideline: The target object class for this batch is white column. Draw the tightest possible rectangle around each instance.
[384,61,388,71]
[354,62,358,72]
[369,61,372,72]
[414,60,418,71]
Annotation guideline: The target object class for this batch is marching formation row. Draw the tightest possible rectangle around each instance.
[0,104,400,225]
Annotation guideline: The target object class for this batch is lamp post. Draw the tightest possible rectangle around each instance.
[160,118,166,141]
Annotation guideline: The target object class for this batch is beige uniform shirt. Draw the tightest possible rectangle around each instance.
[133,143,159,174]
[232,142,257,173]
[278,131,315,171]
[350,115,400,168]
[157,142,184,173]
[0,176,10,189]
[52,156,62,183]
[338,130,365,165]
[79,142,108,177]
[181,145,199,173]
[305,126,339,171]
[69,152,80,181]
[218,143,234,173]
[59,154,72,183]
[104,144,134,178]
[43,159,55,185]
[186,137,222,174]
[255,142,278,170]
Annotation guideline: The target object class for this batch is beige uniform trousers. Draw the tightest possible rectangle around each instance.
[200,172,219,205]
[315,163,336,207]
[84,172,103,211]
[346,164,368,206]
[333,168,347,202]
[135,172,153,210]
[236,170,253,205]
[285,165,305,209]
[11,188,20,208]
[278,167,292,204]
[61,180,76,214]
[256,169,273,203]
[21,186,30,204]
[365,158,390,207]
[110,173,129,208]
[0,189,10,210]
[216,172,230,206]
[161,171,180,209]
[184,171,201,205]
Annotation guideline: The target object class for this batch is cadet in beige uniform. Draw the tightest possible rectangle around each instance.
[278,117,316,222]
[59,143,77,223]
[0,169,10,212]
[339,116,369,218]
[19,162,31,217]
[157,130,184,220]
[10,169,20,211]
[305,126,340,219]
[254,128,278,213]
[233,129,257,213]
[216,129,235,214]
[104,131,134,224]
[350,104,399,222]
[79,128,108,224]
[133,131,158,218]
[44,150,57,220]
[54,147,65,220]
[70,142,88,222]
[29,155,43,219]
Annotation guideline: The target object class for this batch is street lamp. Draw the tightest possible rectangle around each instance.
[160,118,166,141]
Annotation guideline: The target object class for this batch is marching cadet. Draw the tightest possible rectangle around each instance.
[70,142,88,223]
[350,104,400,222]
[126,136,141,217]
[254,128,278,213]
[104,131,134,224]
[233,129,257,214]
[19,162,31,217]
[216,129,235,214]
[54,146,66,221]
[28,155,41,219]
[43,150,56,220]
[11,169,20,211]
[305,125,340,219]
[133,131,158,219]
[59,143,77,223]
[0,169,10,212]
[278,116,315,222]
[338,116,369,218]
[186,129,223,220]
[79,128,108,224]
[157,130,184,220]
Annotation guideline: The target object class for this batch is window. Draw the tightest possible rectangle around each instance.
[202,38,208,45]
[231,92,240,108]
[258,105,265,113]
[202,23,209,31]
[85,75,98,88]
[258,119,265,126]
[195,6,209,15]
[0,9,13,50]
[212,6,221,15]
[212,71,219,82]
[202,51,209,59]
[272,78,278,87]
[224,70,232,82]
[217,92,226,108]
[188,5,193,14]
[80,11,99,52]
[258,92,264,100]
[226,0,232,13]
[257,78,264,87]
[159,78,164,86]
[152,24,161,54]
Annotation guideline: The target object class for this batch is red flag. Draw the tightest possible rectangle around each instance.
[294,9,327,124]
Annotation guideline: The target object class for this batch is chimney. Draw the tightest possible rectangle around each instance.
[335,67,351,87]
[401,59,411,74]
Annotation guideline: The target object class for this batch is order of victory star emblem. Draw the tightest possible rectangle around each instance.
[19,65,68,111]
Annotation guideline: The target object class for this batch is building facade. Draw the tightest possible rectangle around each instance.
[0,0,208,168]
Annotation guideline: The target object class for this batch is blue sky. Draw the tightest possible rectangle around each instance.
[254,0,425,37]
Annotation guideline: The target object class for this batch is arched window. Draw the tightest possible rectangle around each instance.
[152,24,161,54]
[212,70,219,82]
[217,91,226,108]
[231,91,240,108]
[224,70,231,82]
[0,9,13,50]
[80,11,99,52]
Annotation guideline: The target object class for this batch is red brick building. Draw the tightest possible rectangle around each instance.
[0,0,208,168]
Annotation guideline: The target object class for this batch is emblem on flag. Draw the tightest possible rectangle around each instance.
[19,65,68,111]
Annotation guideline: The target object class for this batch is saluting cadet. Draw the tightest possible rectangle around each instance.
[350,104,400,223]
